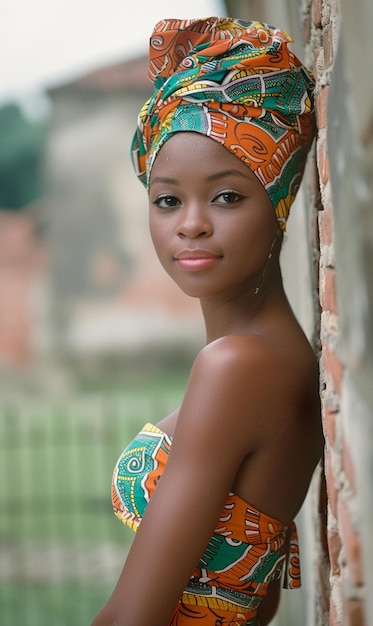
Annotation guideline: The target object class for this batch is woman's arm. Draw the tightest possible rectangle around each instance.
[91,335,278,626]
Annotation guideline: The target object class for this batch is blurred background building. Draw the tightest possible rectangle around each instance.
[0,57,203,394]
[45,55,203,389]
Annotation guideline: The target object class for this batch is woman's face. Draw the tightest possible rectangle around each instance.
[148,132,281,300]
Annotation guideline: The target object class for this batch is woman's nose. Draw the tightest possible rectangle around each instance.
[177,204,212,239]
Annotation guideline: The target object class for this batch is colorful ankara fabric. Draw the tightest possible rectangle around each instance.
[112,423,301,626]
[131,17,316,230]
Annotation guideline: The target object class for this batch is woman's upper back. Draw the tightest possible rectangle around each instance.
[158,312,323,526]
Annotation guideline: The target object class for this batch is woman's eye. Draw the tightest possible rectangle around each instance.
[153,195,180,209]
[214,191,243,205]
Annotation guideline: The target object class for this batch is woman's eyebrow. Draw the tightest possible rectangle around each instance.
[150,176,180,186]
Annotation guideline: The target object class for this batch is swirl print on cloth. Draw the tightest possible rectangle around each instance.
[112,423,301,625]
[131,17,316,230]
[112,423,171,531]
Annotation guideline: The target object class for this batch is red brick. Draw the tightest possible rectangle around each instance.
[319,200,334,246]
[339,499,364,588]
[312,0,322,28]
[318,140,330,186]
[342,439,357,493]
[321,267,338,314]
[322,340,344,395]
[0,212,36,265]
[0,212,46,366]
[328,530,342,575]
[324,405,338,447]
[344,599,366,626]
[316,85,329,129]
[324,22,335,68]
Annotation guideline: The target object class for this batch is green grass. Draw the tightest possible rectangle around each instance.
[0,582,113,626]
[0,374,187,625]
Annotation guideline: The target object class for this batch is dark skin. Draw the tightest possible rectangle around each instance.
[91,133,323,626]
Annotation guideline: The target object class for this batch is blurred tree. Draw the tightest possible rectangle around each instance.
[0,103,47,210]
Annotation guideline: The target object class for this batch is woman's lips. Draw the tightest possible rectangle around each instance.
[174,249,221,271]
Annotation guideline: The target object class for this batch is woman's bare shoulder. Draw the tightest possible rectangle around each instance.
[195,333,283,373]
[192,334,281,394]
[191,332,309,395]
[184,331,319,439]
[178,334,292,446]
[157,334,284,442]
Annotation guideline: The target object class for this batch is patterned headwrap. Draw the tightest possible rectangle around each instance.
[131,17,316,230]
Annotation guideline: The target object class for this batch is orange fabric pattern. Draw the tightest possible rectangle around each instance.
[112,423,301,625]
[131,17,316,230]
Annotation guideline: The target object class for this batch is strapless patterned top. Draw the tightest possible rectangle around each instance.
[111,423,301,626]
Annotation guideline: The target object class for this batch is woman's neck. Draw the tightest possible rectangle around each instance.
[200,268,292,344]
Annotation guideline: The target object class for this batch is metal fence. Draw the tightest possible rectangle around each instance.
[0,387,183,625]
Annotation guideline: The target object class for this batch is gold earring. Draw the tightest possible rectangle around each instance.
[254,230,280,295]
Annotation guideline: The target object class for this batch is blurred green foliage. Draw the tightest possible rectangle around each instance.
[0,103,48,210]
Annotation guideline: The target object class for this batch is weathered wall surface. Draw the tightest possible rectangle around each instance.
[305,0,372,623]
[225,1,372,624]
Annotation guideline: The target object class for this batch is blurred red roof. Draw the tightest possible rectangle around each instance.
[49,55,150,94]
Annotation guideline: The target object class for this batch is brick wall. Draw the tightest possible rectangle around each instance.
[0,212,46,369]
[225,2,372,623]
[303,1,368,624]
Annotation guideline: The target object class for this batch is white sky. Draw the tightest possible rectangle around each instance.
[0,0,225,103]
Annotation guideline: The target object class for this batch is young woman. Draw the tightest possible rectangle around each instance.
[92,17,323,626]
